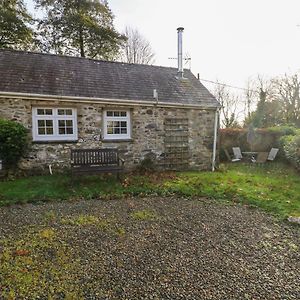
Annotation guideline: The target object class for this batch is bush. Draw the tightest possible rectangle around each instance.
[0,119,28,167]
[281,134,300,170]
[268,126,298,136]
[137,157,155,173]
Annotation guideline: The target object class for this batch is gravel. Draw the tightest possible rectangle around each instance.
[0,196,299,300]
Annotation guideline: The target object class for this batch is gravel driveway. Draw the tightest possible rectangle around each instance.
[0,197,299,300]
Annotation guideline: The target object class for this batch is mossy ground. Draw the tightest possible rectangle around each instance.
[0,227,84,299]
[0,193,299,299]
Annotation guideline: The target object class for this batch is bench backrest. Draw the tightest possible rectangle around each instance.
[71,149,119,166]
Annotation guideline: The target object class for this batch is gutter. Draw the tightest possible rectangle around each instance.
[0,91,220,110]
[212,107,220,172]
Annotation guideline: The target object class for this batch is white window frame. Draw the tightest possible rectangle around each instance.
[32,107,78,141]
[103,110,131,140]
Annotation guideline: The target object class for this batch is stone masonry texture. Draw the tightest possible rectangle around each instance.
[0,98,215,173]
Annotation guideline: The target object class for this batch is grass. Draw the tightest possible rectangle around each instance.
[166,163,300,219]
[0,163,299,220]
[61,214,109,228]
[130,210,158,221]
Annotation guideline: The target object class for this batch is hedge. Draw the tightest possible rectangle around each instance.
[220,126,298,162]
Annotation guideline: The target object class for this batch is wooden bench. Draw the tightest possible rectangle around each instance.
[70,148,124,178]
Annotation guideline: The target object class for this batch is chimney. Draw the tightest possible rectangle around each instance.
[177,27,184,78]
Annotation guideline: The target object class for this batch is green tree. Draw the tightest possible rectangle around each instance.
[252,88,267,127]
[35,0,126,59]
[0,0,34,49]
[244,73,300,128]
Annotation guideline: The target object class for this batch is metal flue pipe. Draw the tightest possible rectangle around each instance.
[177,27,184,78]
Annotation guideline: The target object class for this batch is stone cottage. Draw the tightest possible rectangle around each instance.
[0,49,220,172]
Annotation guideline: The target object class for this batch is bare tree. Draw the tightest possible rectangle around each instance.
[244,78,259,120]
[212,81,242,128]
[272,73,300,125]
[119,26,155,64]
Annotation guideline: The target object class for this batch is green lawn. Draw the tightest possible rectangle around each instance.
[0,163,299,219]
[167,164,300,219]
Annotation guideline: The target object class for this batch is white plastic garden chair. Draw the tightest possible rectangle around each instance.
[224,149,241,162]
[232,147,243,160]
[267,148,279,161]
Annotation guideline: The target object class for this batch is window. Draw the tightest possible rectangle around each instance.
[103,110,131,140]
[32,108,77,141]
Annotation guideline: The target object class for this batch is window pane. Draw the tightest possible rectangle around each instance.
[58,120,66,127]
[58,109,73,115]
[66,120,73,126]
[37,119,54,136]
[120,111,127,117]
[107,111,113,116]
[66,128,73,134]
[37,108,53,115]
[45,109,53,115]
[107,127,113,134]
[46,128,53,135]
[121,121,127,127]
[38,120,45,127]
[114,128,120,134]
[37,109,45,115]
[121,128,127,134]
[59,128,66,135]
[38,127,45,135]
[113,112,120,117]
[46,120,53,127]
[114,121,120,127]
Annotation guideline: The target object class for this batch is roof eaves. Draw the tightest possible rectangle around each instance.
[0,91,220,109]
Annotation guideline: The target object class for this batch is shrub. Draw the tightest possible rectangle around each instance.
[281,134,300,170]
[0,119,28,167]
[268,126,298,136]
[137,157,155,173]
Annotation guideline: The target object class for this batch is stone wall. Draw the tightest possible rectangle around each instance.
[0,97,216,173]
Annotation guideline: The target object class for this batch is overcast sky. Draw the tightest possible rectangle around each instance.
[26,0,300,91]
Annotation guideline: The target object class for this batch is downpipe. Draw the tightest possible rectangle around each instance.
[212,108,220,172]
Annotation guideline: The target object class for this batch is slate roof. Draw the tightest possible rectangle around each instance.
[0,50,218,108]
